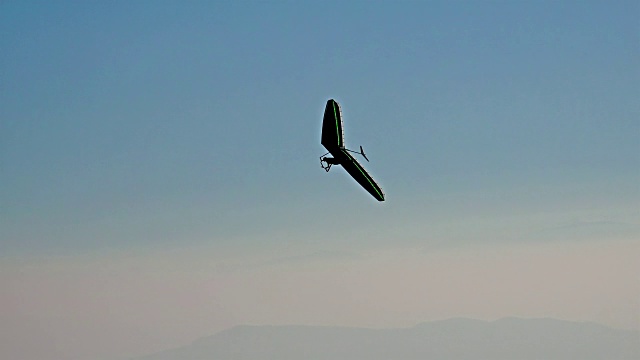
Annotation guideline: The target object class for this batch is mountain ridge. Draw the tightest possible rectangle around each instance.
[135,317,639,360]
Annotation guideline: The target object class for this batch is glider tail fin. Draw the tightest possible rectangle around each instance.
[360,146,369,162]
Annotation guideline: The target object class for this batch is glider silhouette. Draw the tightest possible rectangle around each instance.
[319,99,385,201]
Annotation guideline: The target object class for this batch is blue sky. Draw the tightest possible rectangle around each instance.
[1,1,639,359]
[2,0,637,255]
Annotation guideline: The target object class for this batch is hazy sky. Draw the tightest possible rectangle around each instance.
[1,1,638,359]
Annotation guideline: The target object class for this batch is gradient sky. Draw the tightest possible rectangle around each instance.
[1,1,639,359]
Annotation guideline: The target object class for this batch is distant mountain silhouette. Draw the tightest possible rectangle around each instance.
[136,318,639,360]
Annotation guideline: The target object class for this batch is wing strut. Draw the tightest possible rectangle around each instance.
[344,146,369,162]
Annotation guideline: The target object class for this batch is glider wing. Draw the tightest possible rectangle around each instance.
[321,99,344,151]
[340,149,385,201]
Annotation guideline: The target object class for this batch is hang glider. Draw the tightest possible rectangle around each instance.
[319,99,385,201]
